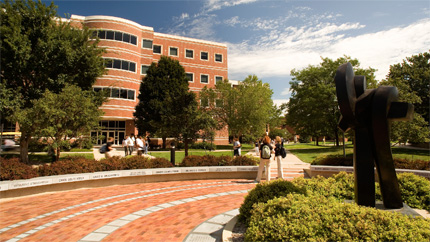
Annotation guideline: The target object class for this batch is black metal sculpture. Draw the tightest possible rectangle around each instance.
[335,63,413,209]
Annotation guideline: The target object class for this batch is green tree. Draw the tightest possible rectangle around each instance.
[134,56,215,154]
[380,51,430,144]
[286,56,377,146]
[201,75,275,142]
[21,85,106,161]
[1,0,106,163]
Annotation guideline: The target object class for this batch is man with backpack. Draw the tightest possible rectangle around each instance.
[255,135,275,182]
[274,136,287,179]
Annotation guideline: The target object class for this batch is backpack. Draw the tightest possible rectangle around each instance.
[99,144,107,154]
[261,145,271,159]
[281,147,287,158]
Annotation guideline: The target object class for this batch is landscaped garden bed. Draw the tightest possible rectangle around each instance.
[238,172,430,241]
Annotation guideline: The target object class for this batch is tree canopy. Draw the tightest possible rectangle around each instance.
[200,75,275,142]
[380,51,430,144]
[286,56,377,145]
[1,0,106,163]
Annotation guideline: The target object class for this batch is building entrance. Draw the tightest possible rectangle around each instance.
[91,121,126,146]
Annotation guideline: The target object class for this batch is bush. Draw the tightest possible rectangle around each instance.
[179,155,219,166]
[397,173,430,210]
[230,155,257,166]
[313,155,429,170]
[245,194,430,242]
[239,179,306,225]
[215,155,232,166]
[190,142,216,150]
[38,156,101,176]
[120,156,149,170]
[147,157,174,168]
[0,158,38,181]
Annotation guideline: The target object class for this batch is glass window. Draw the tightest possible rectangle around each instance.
[129,62,136,72]
[127,90,135,100]
[118,121,126,128]
[106,31,114,40]
[141,65,150,75]
[120,89,128,99]
[186,49,193,58]
[215,54,222,62]
[115,31,122,41]
[153,45,162,54]
[142,39,153,49]
[111,88,120,98]
[169,47,178,56]
[108,121,116,128]
[130,35,137,45]
[113,59,121,69]
[123,33,130,43]
[201,74,209,84]
[186,73,194,82]
[201,51,208,60]
[97,30,106,39]
[121,61,129,71]
[215,76,223,84]
[101,120,108,128]
[104,59,113,68]
[93,87,102,92]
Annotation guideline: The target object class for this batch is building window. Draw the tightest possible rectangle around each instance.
[215,99,223,108]
[142,39,153,49]
[185,49,194,58]
[186,73,194,82]
[141,65,150,75]
[200,74,209,84]
[215,54,223,62]
[153,45,162,54]
[93,87,135,100]
[104,58,136,73]
[201,51,208,60]
[94,30,137,46]
[215,76,223,84]
[169,47,178,56]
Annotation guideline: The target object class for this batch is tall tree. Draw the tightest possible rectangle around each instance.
[286,56,377,146]
[19,85,106,161]
[134,55,215,153]
[380,51,430,144]
[201,75,275,142]
[1,0,106,163]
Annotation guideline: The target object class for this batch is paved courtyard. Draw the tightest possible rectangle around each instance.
[0,152,309,242]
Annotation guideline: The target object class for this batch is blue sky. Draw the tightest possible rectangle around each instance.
[48,0,430,106]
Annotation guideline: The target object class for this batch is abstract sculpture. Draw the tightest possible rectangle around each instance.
[335,63,414,209]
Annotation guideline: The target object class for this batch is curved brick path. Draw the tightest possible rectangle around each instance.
[0,180,256,242]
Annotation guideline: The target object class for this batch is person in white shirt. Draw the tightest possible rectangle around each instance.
[135,135,144,156]
[122,135,129,156]
[128,133,135,155]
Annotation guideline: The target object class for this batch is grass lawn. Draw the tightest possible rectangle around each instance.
[287,143,430,163]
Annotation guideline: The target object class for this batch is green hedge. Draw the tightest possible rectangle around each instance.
[245,194,430,241]
[312,154,429,170]
[178,154,257,167]
[239,172,430,226]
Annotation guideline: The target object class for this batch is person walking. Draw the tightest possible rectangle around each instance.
[122,135,129,156]
[105,137,114,158]
[274,136,285,179]
[255,135,274,182]
[128,134,135,155]
[233,137,241,156]
[135,135,144,156]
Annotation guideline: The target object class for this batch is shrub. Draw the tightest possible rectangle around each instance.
[179,155,219,166]
[0,158,38,181]
[397,173,430,211]
[229,155,257,166]
[245,194,430,242]
[190,142,216,150]
[147,157,173,168]
[99,156,124,171]
[312,154,429,171]
[120,156,149,170]
[239,179,306,225]
[216,155,232,166]
[38,156,101,176]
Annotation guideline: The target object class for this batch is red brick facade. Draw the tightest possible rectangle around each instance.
[69,15,229,145]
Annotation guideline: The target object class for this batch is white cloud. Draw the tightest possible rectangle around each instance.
[204,0,259,12]
[228,18,430,81]
[273,99,289,108]
[281,88,290,96]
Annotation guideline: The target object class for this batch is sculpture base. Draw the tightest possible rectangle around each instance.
[345,200,424,218]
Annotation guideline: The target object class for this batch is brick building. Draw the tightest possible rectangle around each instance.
[68,15,230,145]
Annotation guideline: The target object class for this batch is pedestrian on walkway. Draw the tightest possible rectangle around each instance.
[128,134,135,155]
[135,135,144,156]
[255,135,274,182]
[274,136,285,179]
[105,137,114,158]
[122,135,129,156]
[233,137,241,156]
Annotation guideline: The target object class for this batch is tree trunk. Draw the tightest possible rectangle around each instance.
[316,137,319,146]
[184,139,189,157]
[19,134,30,164]
[56,147,60,162]
[162,136,166,149]
[335,128,340,147]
